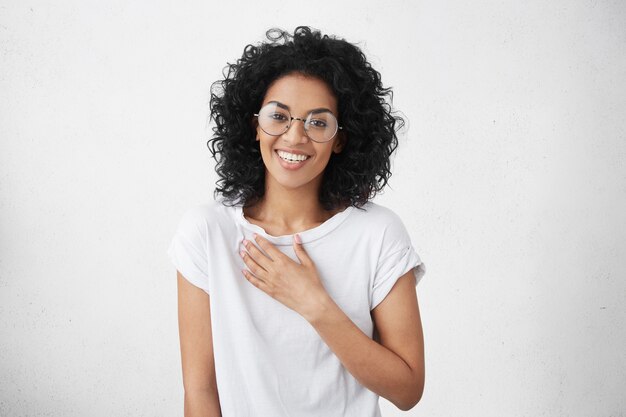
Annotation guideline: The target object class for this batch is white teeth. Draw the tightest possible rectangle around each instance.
[277,150,310,163]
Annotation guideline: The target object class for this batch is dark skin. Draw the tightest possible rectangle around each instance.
[239,73,425,410]
[177,72,425,415]
[243,72,347,237]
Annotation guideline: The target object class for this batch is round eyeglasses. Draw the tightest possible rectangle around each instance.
[254,102,342,143]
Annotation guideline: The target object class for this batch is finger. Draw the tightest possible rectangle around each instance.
[252,233,286,262]
[292,233,311,266]
[240,249,267,278]
[242,268,270,293]
[243,238,273,269]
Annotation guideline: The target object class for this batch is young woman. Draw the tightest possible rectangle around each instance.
[168,26,427,417]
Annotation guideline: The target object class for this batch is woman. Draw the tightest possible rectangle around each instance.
[168,26,427,417]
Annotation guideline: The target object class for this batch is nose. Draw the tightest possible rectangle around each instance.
[281,117,309,145]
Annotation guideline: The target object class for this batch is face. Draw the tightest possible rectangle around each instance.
[255,72,344,192]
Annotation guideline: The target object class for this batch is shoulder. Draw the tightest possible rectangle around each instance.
[351,201,407,231]
[174,199,235,237]
[350,202,415,255]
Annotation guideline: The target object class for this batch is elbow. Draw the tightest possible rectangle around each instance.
[396,393,423,412]
[395,378,424,411]
[183,384,219,400]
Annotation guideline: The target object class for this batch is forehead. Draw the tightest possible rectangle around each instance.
[262,73,338,113]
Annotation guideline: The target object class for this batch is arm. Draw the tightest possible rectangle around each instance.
[304,270,425,411]
[177,271,222,417]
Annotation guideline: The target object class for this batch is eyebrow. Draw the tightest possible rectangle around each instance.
[266,100,335,115]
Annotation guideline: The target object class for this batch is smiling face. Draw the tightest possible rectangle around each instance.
[255,72,344,192]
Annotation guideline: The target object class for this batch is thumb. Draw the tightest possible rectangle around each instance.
[293,233,310,265]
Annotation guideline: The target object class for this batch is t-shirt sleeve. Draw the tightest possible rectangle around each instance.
[166,205,210,294]
[370,211,426,310]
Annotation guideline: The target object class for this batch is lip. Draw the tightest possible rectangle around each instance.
[274,149,311,170]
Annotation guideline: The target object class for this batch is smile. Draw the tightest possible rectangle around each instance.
[276,150,311,163]
[274,150,312,170]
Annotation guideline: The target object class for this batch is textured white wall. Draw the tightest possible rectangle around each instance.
[1,0,625,416]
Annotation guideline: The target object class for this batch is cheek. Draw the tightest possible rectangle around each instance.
[310,148,334,170]
[316,145,334,160]
[260,143,272,161]
[258,138,277,164]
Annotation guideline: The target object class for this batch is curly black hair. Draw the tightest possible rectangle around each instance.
[207,26,405,211]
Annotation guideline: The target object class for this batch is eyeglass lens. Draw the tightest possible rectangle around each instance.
[257,102,338,143]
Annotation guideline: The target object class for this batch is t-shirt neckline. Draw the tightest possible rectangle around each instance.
[233,204,355,245]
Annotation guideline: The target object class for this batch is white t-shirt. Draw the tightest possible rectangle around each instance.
[167,198,426,417]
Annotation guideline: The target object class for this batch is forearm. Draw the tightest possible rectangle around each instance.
[184,388,222,417]
[303,295,420,410]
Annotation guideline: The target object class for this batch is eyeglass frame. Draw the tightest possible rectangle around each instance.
[253,103,343,143]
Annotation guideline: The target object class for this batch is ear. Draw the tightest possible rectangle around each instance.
[252,118,261,141]
[333,131,346,153]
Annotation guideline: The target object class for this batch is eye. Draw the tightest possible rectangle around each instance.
[269,112,288,121]
[308,118,328,128]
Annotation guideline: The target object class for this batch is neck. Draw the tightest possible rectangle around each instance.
[245,171,334,231]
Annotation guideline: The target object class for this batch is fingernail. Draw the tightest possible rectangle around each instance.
[295,233,302,244]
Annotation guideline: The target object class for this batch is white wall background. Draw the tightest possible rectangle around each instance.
[1,0,625,416]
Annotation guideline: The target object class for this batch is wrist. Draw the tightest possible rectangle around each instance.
[301,290,334,324]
